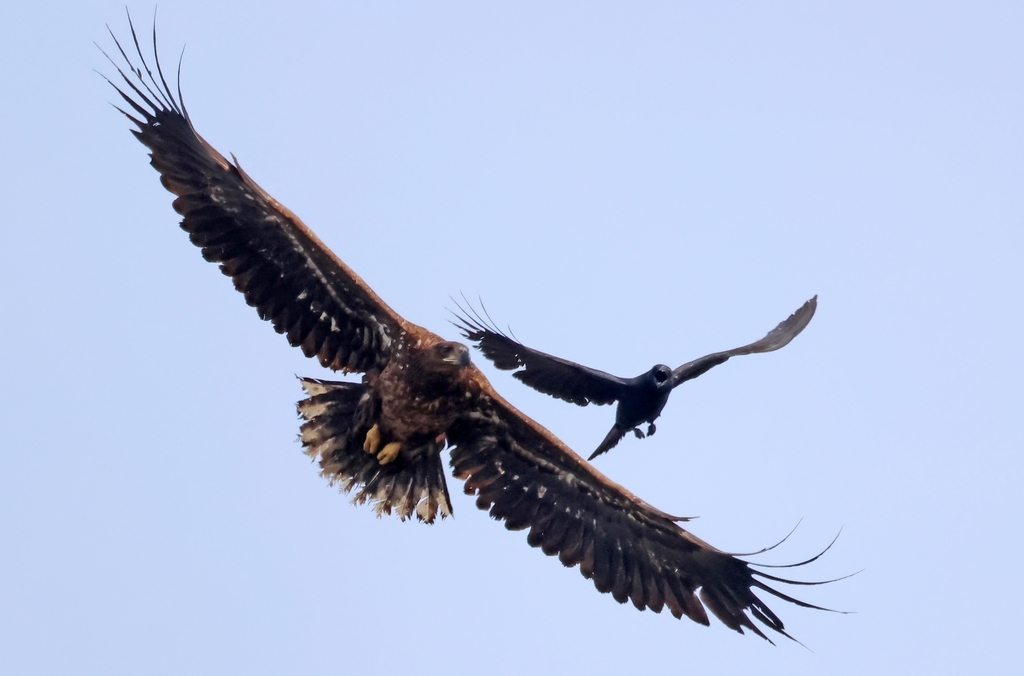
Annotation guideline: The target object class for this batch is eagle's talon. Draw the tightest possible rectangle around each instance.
[633,427,645,440]
[377,441,402,465]
[363,423,382,454]
[647,423,657,437]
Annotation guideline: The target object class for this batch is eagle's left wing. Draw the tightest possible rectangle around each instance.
[447,371,832,642]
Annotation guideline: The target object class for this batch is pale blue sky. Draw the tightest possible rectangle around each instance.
[2,2,1022,673]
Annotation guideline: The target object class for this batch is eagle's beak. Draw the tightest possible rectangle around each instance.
[445,345,471,367]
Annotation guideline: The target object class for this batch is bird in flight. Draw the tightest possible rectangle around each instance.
[100,14,836,642]
[454,296,816,459]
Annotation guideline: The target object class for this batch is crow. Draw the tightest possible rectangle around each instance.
[454,296,816,459]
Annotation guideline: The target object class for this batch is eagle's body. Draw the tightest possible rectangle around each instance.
[374,340,469,449]
[101,16,836,642]
[298,338,478,522]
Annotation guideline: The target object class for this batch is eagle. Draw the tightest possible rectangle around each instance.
[454,296,817,459]
[100,16,836,642]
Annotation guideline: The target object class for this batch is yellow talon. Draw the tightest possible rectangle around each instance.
[363,424,401,464]
[377,441,402,465]
[363,424,381,454]
[378,440,401,467]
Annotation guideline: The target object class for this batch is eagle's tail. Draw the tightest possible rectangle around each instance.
[296,377,453,524]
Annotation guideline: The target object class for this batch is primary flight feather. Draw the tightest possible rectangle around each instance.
[101,15,836,642]
[455,297,816,459]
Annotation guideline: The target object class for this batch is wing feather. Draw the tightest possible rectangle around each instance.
[671,296,818,387]
[102,17,410,374]
[452,302,628,406]
[449,372,833,641]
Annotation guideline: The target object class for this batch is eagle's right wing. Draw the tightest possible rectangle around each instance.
[102,16,411,374]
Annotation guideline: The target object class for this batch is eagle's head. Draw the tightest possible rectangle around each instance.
[425,340,472,373]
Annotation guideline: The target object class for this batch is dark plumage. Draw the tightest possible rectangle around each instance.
[455,296,817,459]
[100,15,838,642]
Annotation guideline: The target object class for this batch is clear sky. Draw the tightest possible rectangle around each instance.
[2,1,1022,673]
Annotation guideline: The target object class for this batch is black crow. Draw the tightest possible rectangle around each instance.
[454,296,817,459]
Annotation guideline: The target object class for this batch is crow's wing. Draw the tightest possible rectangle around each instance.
[671,296,817,387]
[453,304,628,406]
